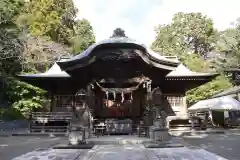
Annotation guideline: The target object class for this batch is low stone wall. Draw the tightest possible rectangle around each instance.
[0,120,29,131]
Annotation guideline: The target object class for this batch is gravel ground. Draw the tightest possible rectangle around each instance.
[183,132,240,160]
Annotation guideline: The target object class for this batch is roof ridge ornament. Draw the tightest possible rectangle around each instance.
[110,28,128,38]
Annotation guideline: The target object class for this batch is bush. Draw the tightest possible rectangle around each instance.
[5,77,47,118]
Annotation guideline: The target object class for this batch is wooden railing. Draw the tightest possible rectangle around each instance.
[30,112,73,133]
[31,112,73,121]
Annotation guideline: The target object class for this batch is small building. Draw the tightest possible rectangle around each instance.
[18,37,218,133]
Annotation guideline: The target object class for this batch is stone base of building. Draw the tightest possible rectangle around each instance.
[166,115,191,131]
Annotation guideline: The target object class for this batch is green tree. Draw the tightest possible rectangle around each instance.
[4,78,47,118]
[0,0,25,75]
[0,30,24,75]
[214,20,240,70]
[183,54,211,72]
[152,12,216,58]
[71,19,95,54]
[183,54,232,104]
[17,0,78,45]
[0,0,48,118]
[22,36,71,72]
[151,12,232,104]
[0,0,25,27]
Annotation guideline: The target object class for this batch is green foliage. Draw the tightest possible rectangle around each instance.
[0,0,25,75]
[22,36,71,72]
[0,0,25,26]
[71,19,95,54]
[187,75,232,105]
[18,0,78,44]
[5,77,47,118]
[151,12,233,105]
[0,0,95,119]
[152,24,185,56]
[0,108,23,119]
[152,12,216,57]
[183,55,233,104]
[183,54,211,72]
[214,22,240,69]
[0,29,24,75]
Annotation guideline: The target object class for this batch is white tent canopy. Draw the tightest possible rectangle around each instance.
[188,96,240,112]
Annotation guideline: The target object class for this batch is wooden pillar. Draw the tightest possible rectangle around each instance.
[72,95,77,117]
[86,84,93,131]
[86,84,92,108]
[181,95,188,116]
[50,94,54,112]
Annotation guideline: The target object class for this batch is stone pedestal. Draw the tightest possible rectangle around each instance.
[150,118,170,141]
[68,127,88,145]
[68,131,84,145]
[149,127,170,141]
[154,118,165,128]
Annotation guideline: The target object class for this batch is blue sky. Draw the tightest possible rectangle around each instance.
[73,0,240,46]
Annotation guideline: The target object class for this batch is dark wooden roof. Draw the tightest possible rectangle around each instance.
[16,63,75,94]
[57,37,180,72]
[17,76,77,95]
[17,38,218,94]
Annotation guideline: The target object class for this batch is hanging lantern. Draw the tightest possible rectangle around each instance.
[121,92,124,103]
[113,92,116,101]
[106,91,109,100]
[147,81,152,93]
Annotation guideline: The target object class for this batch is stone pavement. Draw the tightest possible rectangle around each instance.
[0,120,29,137]
[87,135,152,145]
[0,120,28,130]
[1,127,239,138]
[11,135,228,160]
[0,128,29,137]
[0,129,68,137]
[169,128,240,137]
[13,144,227,160]
[0,136,66,160]
[183,132,240,160]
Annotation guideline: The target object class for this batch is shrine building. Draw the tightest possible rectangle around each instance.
[18,37,218,133]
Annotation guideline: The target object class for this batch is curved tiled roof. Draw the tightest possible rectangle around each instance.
[17,58,70,78]
[167,64,218,77]
[57,37,180,71]
[212,86,240,98]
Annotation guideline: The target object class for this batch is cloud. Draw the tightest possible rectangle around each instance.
[73,0,240,47]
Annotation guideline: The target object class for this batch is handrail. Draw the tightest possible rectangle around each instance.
[31,112,73,120]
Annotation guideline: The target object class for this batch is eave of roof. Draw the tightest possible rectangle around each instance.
[57,37,180,71]
[212,86,240,98]
[166,64,218,78]
[224,68,240,72]
[17,63,70,79]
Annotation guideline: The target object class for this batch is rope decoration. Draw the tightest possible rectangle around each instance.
[95,79,145,93]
